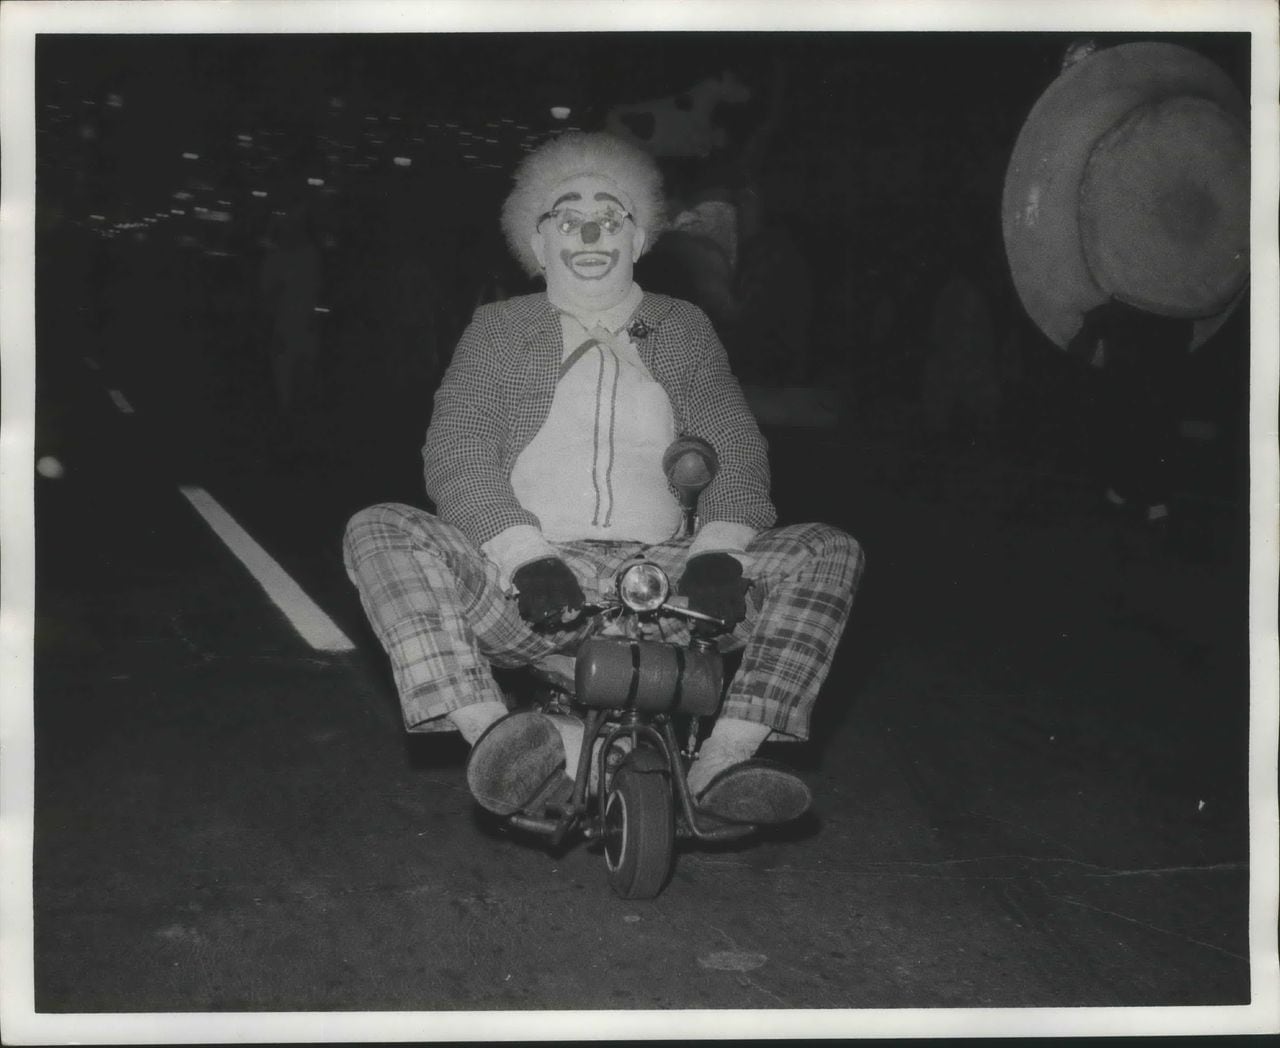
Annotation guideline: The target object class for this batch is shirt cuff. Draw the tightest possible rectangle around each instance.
[481,524,558,591]
[687,520,758,572]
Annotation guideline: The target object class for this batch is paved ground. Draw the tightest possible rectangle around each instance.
[15,235,1273,1037]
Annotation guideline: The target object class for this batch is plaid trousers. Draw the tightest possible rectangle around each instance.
[343,503,864,740]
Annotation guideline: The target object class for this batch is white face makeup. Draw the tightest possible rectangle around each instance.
[531,175,646,313]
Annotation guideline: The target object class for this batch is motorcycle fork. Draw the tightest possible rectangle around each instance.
[580,711,736,843]
[577,708,671,839]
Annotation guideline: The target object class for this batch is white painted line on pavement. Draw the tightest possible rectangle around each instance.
[178,484,355,653]
[107,388,134,414]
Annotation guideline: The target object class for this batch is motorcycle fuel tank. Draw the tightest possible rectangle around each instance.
[574,636,723,716]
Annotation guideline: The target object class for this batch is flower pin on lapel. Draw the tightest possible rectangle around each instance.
[627,318,653,341]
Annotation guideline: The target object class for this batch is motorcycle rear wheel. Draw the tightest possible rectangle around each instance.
[603,747,674,899]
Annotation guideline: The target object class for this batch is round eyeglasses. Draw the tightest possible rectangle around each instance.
[536,207,633,237]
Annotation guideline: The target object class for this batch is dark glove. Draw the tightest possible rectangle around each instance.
[678,552,750,631]
[513,557,585,626]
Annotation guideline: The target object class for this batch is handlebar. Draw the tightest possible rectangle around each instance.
[538,595,728,635]
[582,595,727,630]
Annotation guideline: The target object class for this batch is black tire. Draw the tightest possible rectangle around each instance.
[603,747,674,899]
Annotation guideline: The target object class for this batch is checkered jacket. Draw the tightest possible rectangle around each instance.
[422,291,777,549]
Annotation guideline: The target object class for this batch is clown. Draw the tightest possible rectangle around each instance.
[343,132,863,823]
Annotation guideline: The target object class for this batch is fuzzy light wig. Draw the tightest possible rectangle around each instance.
[501,131,667,277]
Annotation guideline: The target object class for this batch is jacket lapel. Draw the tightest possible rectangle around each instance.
[505,298,565,461]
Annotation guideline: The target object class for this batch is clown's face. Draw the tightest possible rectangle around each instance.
[531,174,646,312]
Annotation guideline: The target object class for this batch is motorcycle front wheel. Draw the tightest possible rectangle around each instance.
[603,747,674,899]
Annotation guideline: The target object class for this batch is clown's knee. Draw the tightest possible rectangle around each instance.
[344,502,414,560]
[344,502,405,540]
[810,523,862,560]
[747,523,865,598]
[833,526,865,571]
[772,522,864,567]
[806,524,865,587]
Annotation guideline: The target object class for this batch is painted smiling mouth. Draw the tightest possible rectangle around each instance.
[561,248,619,278]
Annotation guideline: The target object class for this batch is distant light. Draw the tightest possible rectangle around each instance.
[89,213,105,221]
[106,93,124,109]
[237,133,253,142]
[550,106,571,120]
[393,156,412,168]
[173,190,194,200]
[251,190,268,198]
[306,177,325,186]
[171,208,186,215]
[217,199,232,206]
[182,152,199,160]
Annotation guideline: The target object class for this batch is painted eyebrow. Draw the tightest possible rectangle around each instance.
[594,192,625,207]
[550,191,583,209]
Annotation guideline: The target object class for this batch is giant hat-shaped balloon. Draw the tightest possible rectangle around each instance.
[1002,42,1249,350]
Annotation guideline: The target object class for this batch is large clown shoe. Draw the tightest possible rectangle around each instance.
[466,712,572,816]
[1002,42,1249,351]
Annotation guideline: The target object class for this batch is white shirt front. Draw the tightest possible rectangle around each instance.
[509,286,683,543]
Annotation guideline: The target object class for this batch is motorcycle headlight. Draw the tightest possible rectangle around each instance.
[617,562,670,613]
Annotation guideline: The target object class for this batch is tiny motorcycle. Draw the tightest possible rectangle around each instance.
[501,438,762,899]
